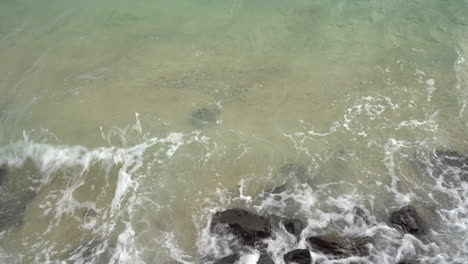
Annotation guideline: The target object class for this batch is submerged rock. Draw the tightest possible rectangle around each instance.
[0,162,41,231]
[433,150,468,181]
[257,253,274,264]
[283,249,311,264]
[83,208,98,219]
[282,218,304,238]
[434,150,468,168]
[352,206,372,226]
[190,107,217,128]
[211,209,271,246]
[0,167,6,186]
[307,235,374,258]
[213,254,239,264]
[65,240,113,264]
[0,190,36,230]
[270,184,286,194]
[267,184,287,202]
[390,205,425,235]
[280,163,308,180]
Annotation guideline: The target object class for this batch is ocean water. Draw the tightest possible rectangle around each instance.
[0,0,468,263]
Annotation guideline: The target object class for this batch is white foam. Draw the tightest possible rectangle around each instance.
[0,128,214,263]
[238,253,259,264]
[161,232,193,264]
[110,226,144,264]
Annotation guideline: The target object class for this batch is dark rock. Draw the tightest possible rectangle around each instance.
[390,205,425,235]
[280,164,308,180]
[397,260,420,264]
[283,249,311,264]
[213,254,239,264]
[211,209,271,246]
[307,235,374,258]
[282,218,304,238]
[257,253,274,264]
[190,108,217,128]
[433,150,468,181]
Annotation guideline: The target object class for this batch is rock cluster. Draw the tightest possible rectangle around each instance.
[209,205,425,264]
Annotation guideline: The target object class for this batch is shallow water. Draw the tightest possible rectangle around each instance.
[0,0,468,263]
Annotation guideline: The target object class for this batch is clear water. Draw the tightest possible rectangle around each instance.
[0,0,468,263]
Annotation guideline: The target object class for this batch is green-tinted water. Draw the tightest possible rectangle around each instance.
[0,0,468,263]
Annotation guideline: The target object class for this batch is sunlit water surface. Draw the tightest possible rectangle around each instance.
[0,0,468,263]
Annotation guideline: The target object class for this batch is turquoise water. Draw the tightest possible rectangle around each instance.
[0,0,468,263]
